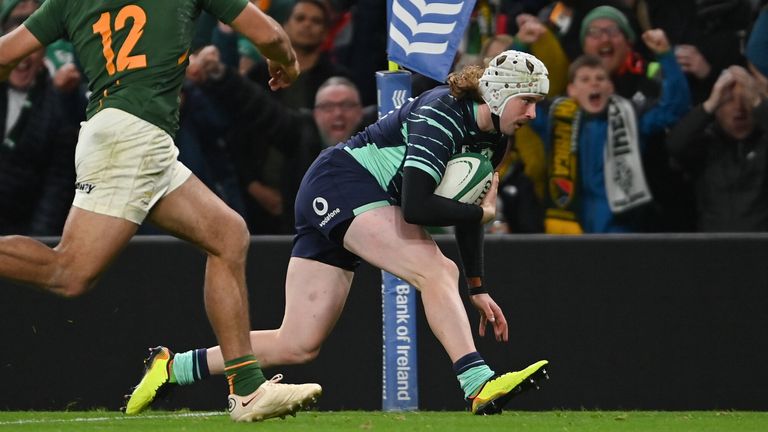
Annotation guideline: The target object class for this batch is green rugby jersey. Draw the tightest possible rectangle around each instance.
[24,0,248,136]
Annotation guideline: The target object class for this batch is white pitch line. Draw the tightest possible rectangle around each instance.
[0,411,226,425]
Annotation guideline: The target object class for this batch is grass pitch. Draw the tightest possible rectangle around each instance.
[0,410,767,432]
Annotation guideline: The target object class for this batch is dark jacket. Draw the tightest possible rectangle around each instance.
[0,70,81,235]
[200,68,325,233]
[667,102,768,232]
[243,54,350,232]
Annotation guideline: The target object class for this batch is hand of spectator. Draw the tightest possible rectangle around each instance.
[515,14,547,45]
[674,44,712,79]
[470,293,509,342]
[516,13,538,28]
[186,45,225,84]
[479,172,499,224]
[52,63,81,93]
[267,56,300,91]
[247,180,284,216]
[703,68,735,113]
[728,65,765,108]
[641,29,671,55]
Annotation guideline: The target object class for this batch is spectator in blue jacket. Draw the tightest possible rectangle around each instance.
[532,28,690,233]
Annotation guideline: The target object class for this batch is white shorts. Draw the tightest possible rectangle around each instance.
[72,108,192,224]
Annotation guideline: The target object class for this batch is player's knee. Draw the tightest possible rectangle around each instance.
[283,345,321,364]
[434,257,460,292]
[275,333,322,364]
[45,251,100,298]
[213,213,250,260]
[410,256,459,292]
[443,257,460,282]
[57,274,98,298]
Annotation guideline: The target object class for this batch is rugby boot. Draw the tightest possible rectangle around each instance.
[228,374,322,422]
[471,360,549,415]
[123,346,174,415]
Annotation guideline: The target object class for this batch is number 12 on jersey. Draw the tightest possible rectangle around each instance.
[92,5,148,76]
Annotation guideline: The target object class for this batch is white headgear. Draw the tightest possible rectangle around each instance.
[479,50,549,117]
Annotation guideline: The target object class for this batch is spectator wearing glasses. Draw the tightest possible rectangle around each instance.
[580,5,658,109]
[312,78,366,148]
[241,0,351,233]
[536,1,634,62]
[187,47,366,234]
[580,5,696,232]
[535,44,690,233]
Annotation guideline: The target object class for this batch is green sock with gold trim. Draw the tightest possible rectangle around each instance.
[224,355,266,396]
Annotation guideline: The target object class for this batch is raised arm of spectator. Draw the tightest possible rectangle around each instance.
[187,45,304,218]
[510,14,568,97]
[667,65,767,161]
[637,29,691,138]
[665,75,724,162]
[730,65,768,131]
[229,2,299,90]
[188,46,303,157]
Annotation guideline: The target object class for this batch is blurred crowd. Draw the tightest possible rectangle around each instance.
[2,0,767,235]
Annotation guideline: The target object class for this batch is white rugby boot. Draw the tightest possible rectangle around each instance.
[227,374,322,422]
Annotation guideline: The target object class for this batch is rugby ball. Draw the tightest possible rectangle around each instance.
[434,152,494,204]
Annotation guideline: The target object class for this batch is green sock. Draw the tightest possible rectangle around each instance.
[224,355,266,396]
[168,349,210,385]
[458,365,495,399]
[168,360,177,384]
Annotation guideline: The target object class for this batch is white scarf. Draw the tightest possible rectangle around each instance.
[604,95,652,213]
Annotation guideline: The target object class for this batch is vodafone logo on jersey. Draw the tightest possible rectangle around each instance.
[313,196,340,228]
[313,197,329,216]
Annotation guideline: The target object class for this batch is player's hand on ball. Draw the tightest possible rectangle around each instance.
[471,293,509,342]
[479,172,499,224]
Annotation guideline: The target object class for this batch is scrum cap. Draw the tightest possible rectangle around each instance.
[479,50,549,117]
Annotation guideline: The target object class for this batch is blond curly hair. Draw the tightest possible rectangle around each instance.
[446,65,485,102]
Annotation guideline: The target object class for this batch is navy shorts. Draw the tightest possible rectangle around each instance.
[292,147,394,271]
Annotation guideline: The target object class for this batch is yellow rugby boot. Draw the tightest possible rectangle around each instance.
[471,360,549,415]
[124,346,174,415]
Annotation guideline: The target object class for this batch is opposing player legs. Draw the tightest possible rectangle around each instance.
[343,205,476,363]
[126,174,323,420]
[0,207,137,296]
[203,257,353,373]
[0,108,177,296]
[147,174,253,361]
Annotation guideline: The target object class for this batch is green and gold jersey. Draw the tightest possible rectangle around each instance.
[24,0,248,136]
